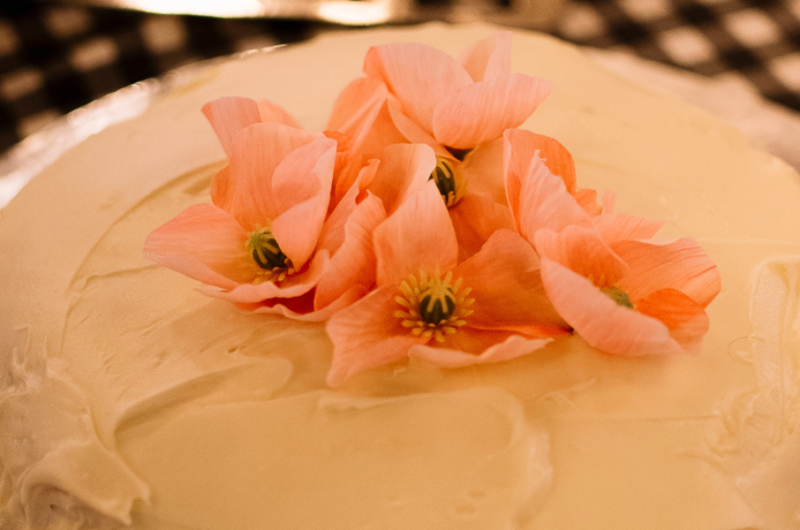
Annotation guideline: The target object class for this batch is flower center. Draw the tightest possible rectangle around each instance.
[394,270,474,343]
[429,156,463,208]
[600,286,634,309]
[248,229,288,270]
[418,282,456,325]
[247,229,293,282]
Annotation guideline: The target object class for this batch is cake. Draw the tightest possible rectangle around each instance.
[1,22,800,530]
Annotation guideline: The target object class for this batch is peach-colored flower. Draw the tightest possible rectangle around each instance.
[202,96,302,158]
[502,128,721,355]
[145,121,384,319]
[204,96,380,212]
[535,227,720,355]
[327,77,405,162]
[503,128,633,229]
[325,180,568,386]
[350,141,516,262]
[326,34,554,261]
[362,32,553,154]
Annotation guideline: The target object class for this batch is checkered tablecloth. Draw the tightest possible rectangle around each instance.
[1,0,800,156]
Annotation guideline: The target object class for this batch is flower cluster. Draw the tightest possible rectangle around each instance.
[145,32,721,386]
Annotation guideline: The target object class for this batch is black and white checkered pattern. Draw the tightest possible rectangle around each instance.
[554,0,800,111]
[1,0,800,155]
[0,2,321,154]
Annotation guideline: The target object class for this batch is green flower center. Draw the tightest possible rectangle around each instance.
[429,156,462,207]
[394,270,474,343]
[418,282,457,325]
[247,229,289,271]
[601,286,634,309]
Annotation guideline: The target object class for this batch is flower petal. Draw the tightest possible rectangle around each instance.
[271,137,337,267]
[506,131,577,192]
[248,289,316,317]
[460,137,504,203]
[271,136,336,213]
[573,188,603,217]
[374,181,458,286]
[319,161,378,254]
[227,122,322,229]
[453,229,568,334]
[410,330,552,368]
[144,203,251,289]
[327,76,389,153]
[314,193,387,310]
[210,165,234,211]
[250,286,364,322]
[350,102,409,161]
[364,42,473,135]
[635,289,709,353]
[200,249,330,304]
[327,143,378,211]
[202,97,262,158]
[534,226,628,288]
[594,211,663,242]
[540,259,686,356]
[326,285,427,386]
[367,143,436,216]
[448,192,515,262]
[613,238,721,307]
[385,98,445,154]
[433,74,553,149]
[459,31,512,82]
[504,129,590,240]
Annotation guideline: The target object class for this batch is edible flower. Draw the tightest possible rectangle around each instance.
[359,31,553,154]
[146,32,722,383]
[202,96,303,158]
[203,96,380,210]
[325,180,569,386]
[536,229,720,355]
[328,33,553,260]
[145,122,339,311]
[503,128,721,355]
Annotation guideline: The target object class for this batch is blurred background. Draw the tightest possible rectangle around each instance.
[1,0,800,157]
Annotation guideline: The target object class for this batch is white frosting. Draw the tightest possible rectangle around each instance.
[1,22,799,530]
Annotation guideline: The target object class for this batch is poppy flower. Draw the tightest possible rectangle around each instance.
[145,120,386,321]
[144,123,336,307]
[503,128,721,355]
[362,32,553,153]
[325,180,568,386]
[327,33,555,261]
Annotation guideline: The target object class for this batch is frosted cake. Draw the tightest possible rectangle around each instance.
[1,22,800,530]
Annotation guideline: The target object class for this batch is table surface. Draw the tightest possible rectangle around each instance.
[1,0,800,157]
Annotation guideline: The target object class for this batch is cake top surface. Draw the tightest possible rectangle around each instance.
[1,22,799,530]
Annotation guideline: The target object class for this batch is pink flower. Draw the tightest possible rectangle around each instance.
[361,31,553,153]
[325,180,568,386]
[536,229,720,355]
[503,128,721,355]
[349,140,517,263]
[326,33,555,261]
[144,120,384,319]
[202,96,302,158]
[204,96,379,212]
[145,122,332,301]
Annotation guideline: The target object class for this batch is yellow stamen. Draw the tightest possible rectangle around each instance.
[394,270,474,343]
[247,227,294,284]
